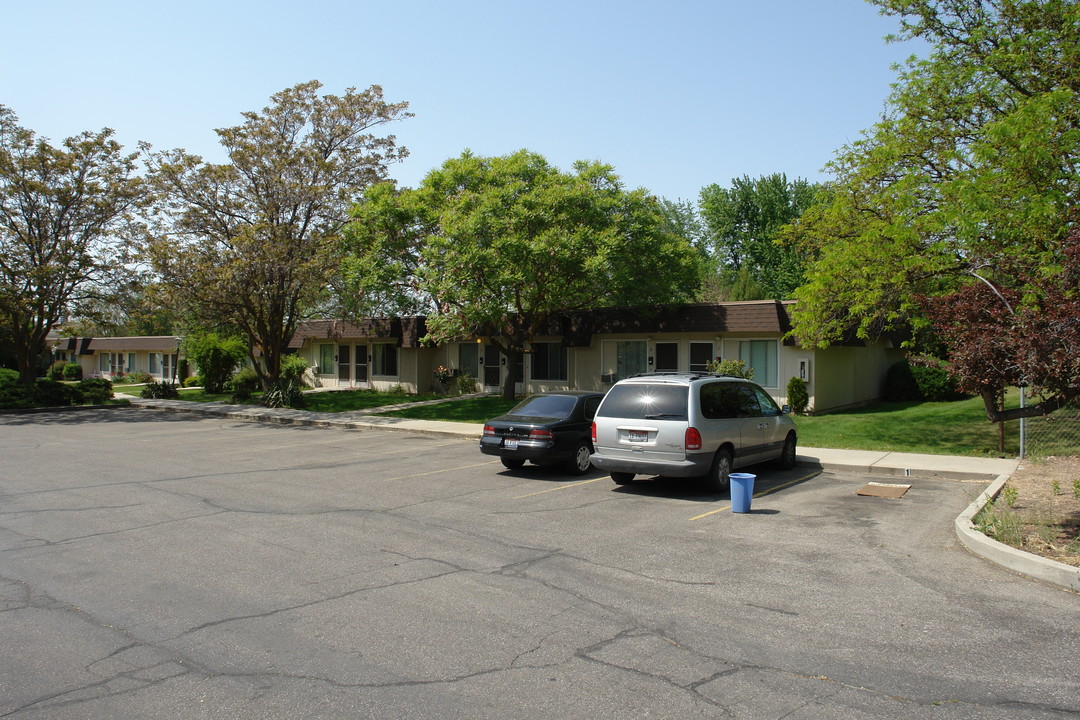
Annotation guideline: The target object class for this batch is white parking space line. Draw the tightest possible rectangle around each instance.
[513,477,607,499]
[383,459,502,482]
[688,470,821,521]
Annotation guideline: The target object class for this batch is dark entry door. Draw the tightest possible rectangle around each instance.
[338,345,351,384]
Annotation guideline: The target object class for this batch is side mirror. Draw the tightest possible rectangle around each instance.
[781,405,792,415]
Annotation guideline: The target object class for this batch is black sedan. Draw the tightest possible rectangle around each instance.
[480,392,605,474]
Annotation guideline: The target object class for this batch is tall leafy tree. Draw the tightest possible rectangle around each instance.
[699,173,820,301]
[787,0,1080,421]
[0,106,142,382]
[344,150,703,399]
[145,81,411,388]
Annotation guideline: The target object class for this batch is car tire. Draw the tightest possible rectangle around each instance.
[567,441,592,475]
[610,471,635,485]
[703,448,732,493]
[778,433,797,470]
[500,457,526,469]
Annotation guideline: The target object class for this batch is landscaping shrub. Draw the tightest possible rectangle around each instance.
[261,379,306,408]
[280,354,310,386]
[909,361,964,401]
[456,371,476,395]
[34,379,83,406]
[140,381,180,399]
[127,371,153,384]
[77,378,114,404]
[183,375,202,388]
[786,376,809,414]
[47,360,67,381]
[62,362,83,380]
[0,368,18,386]
[883,358,964,402]
[882,360,921,401]
[228,367,260,401]
[706,358,754,380]
[183,332,248,393]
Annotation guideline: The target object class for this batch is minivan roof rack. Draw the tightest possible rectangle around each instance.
[627,371,737,380]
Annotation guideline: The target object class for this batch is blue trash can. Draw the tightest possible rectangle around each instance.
[729,473,756,513]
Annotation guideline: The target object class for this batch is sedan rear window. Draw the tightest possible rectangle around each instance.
[509,394,577,419]
[596,384,688,420]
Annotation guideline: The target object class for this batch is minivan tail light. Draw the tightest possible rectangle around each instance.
[685,427,702,450]
[591,421,597,443]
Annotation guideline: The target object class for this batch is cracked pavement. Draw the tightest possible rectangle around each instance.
[0,408,1077,719]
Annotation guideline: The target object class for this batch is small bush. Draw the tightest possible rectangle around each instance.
[280,354,310,386]
[228,367,260,402]
[47,360,67,381]
[909,361,964,401]
[77,377,114,404]
[456,371,476,395]
[127,371,153,384]
[62,363,83,381]
[0,383,39,408]
[706,358,753,380]
[786,376,809,414]
[140,381,180,399]
[0,368,19,387]
[261,379,306,408]
[183,375,202,388]
[34,379,83,406]
[882,360,920,401]
[184,332,248,393]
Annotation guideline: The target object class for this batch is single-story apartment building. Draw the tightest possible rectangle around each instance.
[288,301,905,413]
[50,336,185,381]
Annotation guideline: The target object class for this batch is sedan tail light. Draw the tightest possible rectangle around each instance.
[528,429,554,440]
[685,427,702,450]
[483,425,496,436]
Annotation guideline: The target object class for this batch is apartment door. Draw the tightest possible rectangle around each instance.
[355,344,369,385]
[338,345,351,384]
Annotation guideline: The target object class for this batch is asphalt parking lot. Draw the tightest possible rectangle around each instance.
[1,408,1077,719]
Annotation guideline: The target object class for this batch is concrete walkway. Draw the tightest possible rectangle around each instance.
[120,394,1077,592]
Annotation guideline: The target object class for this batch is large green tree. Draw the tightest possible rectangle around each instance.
[699,173,820,301]
[145,81,411,388]
[0,106,142,382]
[344,150,703,399]
[788,0,1080,420]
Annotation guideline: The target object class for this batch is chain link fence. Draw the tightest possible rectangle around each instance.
[1022,399,1080,459]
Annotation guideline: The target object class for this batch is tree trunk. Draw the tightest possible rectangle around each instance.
[981,389,1070,423]
[500,346,519,401]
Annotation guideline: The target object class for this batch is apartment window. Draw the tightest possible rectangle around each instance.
[99,354,111,372]
[459,342,479,378]
[602,340,647,383]
[149,353,160,374]
[126,353,135,372]
[739,340,778,388]
[689,342,714,373]
[530,342,567,381]
[372,343,398,377]
[318,344,335,374]
[654,342,678,371]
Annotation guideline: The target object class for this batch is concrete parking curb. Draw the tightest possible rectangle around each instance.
[955,473,1080,593]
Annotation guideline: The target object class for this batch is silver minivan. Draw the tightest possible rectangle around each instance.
[590,373,797,491]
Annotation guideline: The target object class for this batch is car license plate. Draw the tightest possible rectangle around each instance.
[628,430,648,443]
[504,438,519,450]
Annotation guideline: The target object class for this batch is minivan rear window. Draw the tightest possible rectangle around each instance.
[596,384,688,420]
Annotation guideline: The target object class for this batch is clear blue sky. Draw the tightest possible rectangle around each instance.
[2,0,921,202]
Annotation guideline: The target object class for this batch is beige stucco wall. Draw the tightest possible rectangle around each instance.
[811,341,904,413]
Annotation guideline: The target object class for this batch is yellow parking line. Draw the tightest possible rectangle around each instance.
[384,460,501,482]
[514,477,606,499]
[689,471,820,521]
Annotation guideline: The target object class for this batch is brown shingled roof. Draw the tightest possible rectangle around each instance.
[51,336,182,354]
[288,317,428,349]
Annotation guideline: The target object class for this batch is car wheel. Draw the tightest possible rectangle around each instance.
[703,448,732,493]
[778,433,797,470]
[610,471,634,485]
[500,457,526,469]
[567,441,592,475]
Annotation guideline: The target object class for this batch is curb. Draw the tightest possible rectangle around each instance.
[955,473,1080,593]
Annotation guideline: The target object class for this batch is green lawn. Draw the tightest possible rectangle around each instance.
[172,387,447,410]
[377,396,520,423]
[791,394,1017,457]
